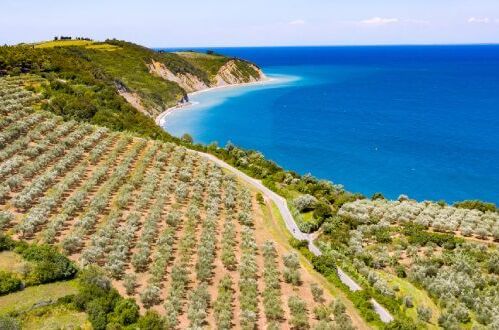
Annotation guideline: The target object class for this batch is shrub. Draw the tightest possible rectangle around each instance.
[0,316,20,330]
[293,194,317,212]
[313,201,333,220]
[395,265,407,278]
[108,298,139,326]
[136,310,165,330]
[0,211,13,229]
[487,254,499,275]
[372,192,386,200]
[0,271,22,295]
[438,312,459,329]
[18,244,77,285]
[310,283,325,303]
[454,200,497,213]
[0,233,15,251]
[403,295,413,308]
[417,305,432,322]
[140,285,161,307]
[283,253,301,285]
[288,295,309,329]
[123,273,137,295]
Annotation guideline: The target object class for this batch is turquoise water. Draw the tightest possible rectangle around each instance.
[161,46,499,204]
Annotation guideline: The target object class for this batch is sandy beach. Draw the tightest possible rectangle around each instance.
[155,76,278,126]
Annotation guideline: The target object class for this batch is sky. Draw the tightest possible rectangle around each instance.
[2,0,499,47]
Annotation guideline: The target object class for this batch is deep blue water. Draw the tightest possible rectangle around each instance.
[160,46,499,204]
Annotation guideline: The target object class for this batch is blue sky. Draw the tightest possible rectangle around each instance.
[2,0,499,46]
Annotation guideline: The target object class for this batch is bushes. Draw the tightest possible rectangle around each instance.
[0,271,22,295]
[0,233,15,251]
[0,238,76,289]
[135,310,165,330]
[0,316,20,330]
[123,273,137,295]
[293,194,317,212]
[416,305,432,322]
[18,244,77,285]
[108,298,140,326]
[310,283,325,303]
[288,295,309,329]
[402,223,463,248]
[187,283,211,328]
[283,252,301,285]
[262,241,284,321]
[73,266,154,330]
[454,200,497,213]
[214,275,234,329]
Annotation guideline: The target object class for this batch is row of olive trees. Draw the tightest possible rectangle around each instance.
[213,275,234,329]
[340,199,499,240]
[239,225,259,329]
[262,241,284,326]
[163,204,201,327]
[19,134,114,237]
[61,140,145,254]
[13,127,106,215]
[41,137,130,244]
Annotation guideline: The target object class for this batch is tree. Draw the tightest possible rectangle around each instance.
[310,283,325,303]
[0,271,22,294]
[288,295,309,329]
[372,192,386,200]
[140,285,161,307]
[108,299,139,326]
[417,305,432,323]
[293,194,317,212]
[181,133,193,143]
[123,273,137,295]
[136,311,165,330]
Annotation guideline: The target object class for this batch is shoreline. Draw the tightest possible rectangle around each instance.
[155,76,279,126]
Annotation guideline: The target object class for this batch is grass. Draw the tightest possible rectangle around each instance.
[176,51,229,78]
[378,271,440,327]
[34,40,94,48]
[85,43,121,51]
[33,40,120,51]
[0,280,78,316]
[0,251,27,274]
[302,211,315,223]
[20,304,91,330]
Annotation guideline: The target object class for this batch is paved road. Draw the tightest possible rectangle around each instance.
[196,151,393,323]
[337,268,362,291]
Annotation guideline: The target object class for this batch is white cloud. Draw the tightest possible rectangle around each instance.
[404,19,430,25]
[360,17,399,25]
[289,19,306,26]
[468,17,490,24]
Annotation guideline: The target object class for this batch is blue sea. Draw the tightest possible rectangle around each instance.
[160,46,499,204]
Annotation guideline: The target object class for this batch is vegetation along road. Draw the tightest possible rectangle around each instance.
[197,151,394,323]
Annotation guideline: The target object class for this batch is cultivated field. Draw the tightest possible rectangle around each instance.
[0,76,356,329]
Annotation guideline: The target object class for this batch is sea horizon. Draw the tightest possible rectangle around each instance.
[155,43,499,50]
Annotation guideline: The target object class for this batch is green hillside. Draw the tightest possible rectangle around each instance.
[0,39,262,142]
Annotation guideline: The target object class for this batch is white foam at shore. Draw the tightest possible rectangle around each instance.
[155,75,296,127]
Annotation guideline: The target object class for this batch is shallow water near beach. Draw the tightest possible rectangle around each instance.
[161,46,499,204]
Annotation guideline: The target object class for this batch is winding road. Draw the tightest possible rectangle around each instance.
[197,151,394,324]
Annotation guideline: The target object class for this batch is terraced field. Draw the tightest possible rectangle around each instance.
[0,76,357,329]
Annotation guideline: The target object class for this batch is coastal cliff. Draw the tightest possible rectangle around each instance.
[148,54,265,94]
